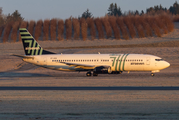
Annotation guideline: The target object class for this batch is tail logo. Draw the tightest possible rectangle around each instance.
[25,47,40,50]
[19,28,43,55]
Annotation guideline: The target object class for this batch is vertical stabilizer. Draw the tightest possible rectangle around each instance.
[19,28,55,55]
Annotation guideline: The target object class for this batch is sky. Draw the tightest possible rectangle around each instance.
[0,0,178,21]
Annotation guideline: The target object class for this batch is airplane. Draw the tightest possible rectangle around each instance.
[13,28,170,76]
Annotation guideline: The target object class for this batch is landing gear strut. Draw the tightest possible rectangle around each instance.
[86,72,91,76]
[151,73,155,76]
[86,71,98,76]
[119,71,123,74]
[93,72,98,76]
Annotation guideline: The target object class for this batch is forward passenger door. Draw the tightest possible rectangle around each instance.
[146,57,150,65]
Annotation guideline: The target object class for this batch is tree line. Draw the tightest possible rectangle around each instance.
[0,8,23,26]
[82,2,179,18]
[0,15,174,43]
[0,2,176,42]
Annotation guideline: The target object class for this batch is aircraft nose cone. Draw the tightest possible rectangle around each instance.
[165,61,170,68]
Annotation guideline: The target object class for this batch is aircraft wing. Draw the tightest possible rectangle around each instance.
[60,62,96,69]
[60,62,111,70]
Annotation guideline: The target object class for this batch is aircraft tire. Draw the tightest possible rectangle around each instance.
[151,73,155,76]
[86,72,91,76]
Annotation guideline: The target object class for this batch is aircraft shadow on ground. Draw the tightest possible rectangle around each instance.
[0,72,50,77]
[0,72,177,78]
[0,86,179,90]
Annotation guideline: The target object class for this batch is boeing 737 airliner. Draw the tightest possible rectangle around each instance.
[13,28,170,76]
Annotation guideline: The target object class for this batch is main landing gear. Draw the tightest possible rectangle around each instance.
[87,71,155,76]
[86,71,98,76]
[86,72,91,76]
[93,72,98,76]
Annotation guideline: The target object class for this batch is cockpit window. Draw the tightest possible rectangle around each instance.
[155,59,164,61]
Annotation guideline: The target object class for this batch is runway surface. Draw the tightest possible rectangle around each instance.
[0,86,179,90]
[0,56,179,119]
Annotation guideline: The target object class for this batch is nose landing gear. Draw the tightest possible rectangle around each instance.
[151,73,155,76]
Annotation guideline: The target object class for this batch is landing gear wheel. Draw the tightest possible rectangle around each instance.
[151,73,155,76]
[93,72,98,76]
[86,72,91,76]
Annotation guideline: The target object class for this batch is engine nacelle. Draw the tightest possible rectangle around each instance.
[94,66,112,74]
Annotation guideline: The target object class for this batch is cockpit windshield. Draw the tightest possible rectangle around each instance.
[155,59,164,61]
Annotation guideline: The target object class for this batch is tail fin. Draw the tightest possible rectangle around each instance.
[19,28,55,55]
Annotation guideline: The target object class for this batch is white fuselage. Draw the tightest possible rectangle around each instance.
[22,54,170,73]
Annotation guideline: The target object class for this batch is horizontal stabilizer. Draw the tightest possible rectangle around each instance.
[11,54,34,59]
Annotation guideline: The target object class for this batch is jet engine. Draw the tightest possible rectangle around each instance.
[93,66,112,74]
